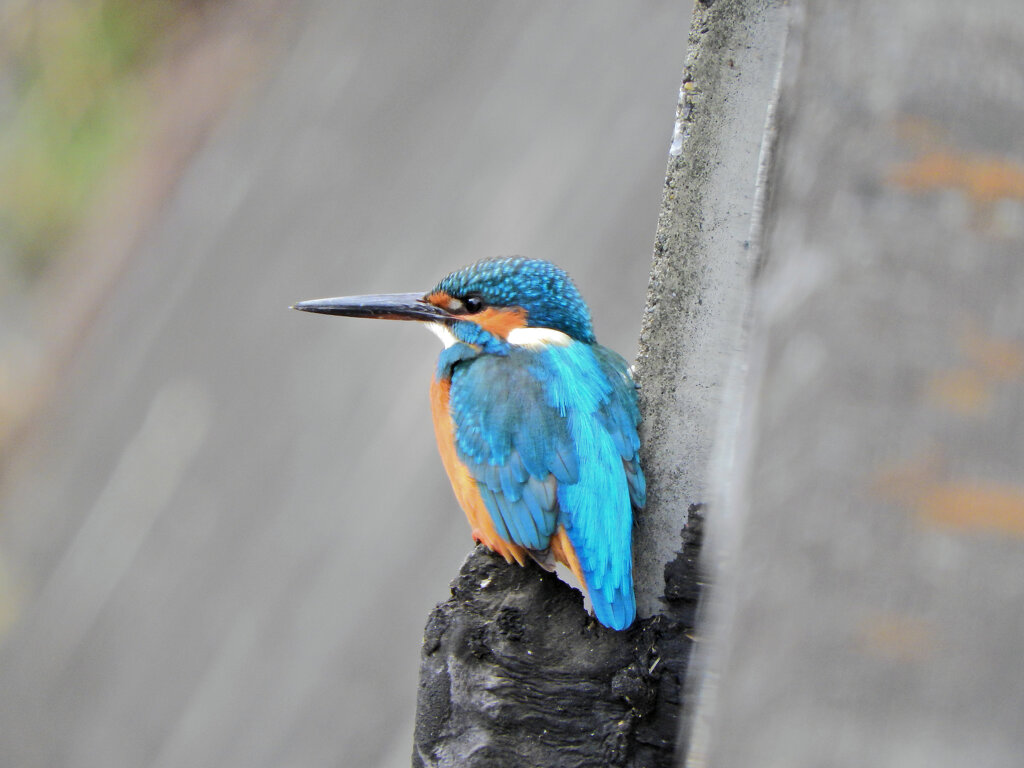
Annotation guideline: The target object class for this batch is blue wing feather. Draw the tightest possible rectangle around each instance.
[624,455,646,510]
[449,340,644,630]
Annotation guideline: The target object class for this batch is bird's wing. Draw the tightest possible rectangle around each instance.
[449,342,644,630]
[591,344,646,511]
[449,350,571,552]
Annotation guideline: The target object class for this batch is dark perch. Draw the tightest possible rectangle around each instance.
[413,509,702,768]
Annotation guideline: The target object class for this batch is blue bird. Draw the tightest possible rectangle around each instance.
[293,257,645,630]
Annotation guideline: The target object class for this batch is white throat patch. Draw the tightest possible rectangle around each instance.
[425,322,458,348]
[507,327,572,348]
[425,322,572,349]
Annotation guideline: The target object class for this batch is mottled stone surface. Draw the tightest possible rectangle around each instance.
[692,2,1024,766]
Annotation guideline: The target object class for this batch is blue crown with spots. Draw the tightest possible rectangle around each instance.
[433,257,596,343]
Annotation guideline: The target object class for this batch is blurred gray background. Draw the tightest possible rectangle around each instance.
[0,1,691,765]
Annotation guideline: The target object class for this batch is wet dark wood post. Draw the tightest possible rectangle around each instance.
[411,1,789,765]
[688,1,1024,765]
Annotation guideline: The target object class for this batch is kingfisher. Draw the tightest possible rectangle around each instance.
[293,257,644,630]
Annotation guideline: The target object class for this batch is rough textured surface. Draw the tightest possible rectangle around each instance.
[633,0,790,617]
[692,2,1024,766]
[414,511,701,768]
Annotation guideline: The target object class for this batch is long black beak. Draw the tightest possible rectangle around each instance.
[291,292,449,322]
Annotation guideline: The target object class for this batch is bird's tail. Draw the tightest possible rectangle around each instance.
[551,526,635,630]
[587,576,635,631]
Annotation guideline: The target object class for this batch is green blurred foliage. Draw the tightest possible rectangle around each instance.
[0,0,179,276]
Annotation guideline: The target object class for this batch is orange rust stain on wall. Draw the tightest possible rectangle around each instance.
[925,323,1024,416]
[889,150,1024,205]
[856,613,936,663]
[914,482,1024,536]
[877,461,1024,538]
[888,117,1024,228]
[925,368,990,415]
[961,326,1024,381]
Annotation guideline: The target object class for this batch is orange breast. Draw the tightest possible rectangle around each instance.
[429,375,527,566]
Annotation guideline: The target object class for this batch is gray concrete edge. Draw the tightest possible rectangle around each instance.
[634,0,790,623]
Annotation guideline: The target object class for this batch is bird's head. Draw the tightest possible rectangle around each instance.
[293,257,596,348]
[424,257,595,345]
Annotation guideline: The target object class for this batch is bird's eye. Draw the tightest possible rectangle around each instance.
[463,294,485,313]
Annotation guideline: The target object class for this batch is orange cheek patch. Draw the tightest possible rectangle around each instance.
[426,291,455,309]
[471,307,528,338]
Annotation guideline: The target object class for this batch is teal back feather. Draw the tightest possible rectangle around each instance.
[446,339,642,630]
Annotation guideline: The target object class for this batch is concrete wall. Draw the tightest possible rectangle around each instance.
[688,2,1024,765]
